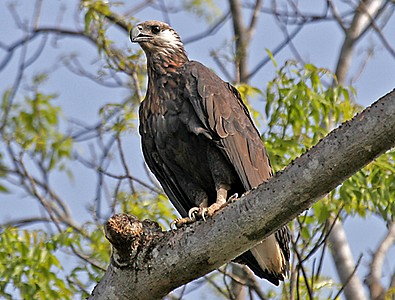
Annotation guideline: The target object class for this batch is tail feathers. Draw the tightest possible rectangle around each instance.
[235,226,290,285]
[236,250,283,285]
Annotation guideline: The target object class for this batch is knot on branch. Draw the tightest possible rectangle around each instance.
[104,214,164,267]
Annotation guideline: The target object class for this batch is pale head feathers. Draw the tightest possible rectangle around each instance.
[131,20,187,63]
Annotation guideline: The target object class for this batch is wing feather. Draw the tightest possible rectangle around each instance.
[184,61,288,284]
[139,105,191,217]
[185,61,272,189]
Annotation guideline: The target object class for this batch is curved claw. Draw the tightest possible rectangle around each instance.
[228,193,239,203]
[201,208,208,222]
[188,207,200,220]
[170,219,179,231]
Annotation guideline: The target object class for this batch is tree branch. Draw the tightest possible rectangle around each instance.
[332,254,364,300]
[327,0,347,32]
[335,0,385,83]
[229,0,248,83]
[89,89,395,299]
[183,11,231,45]
[246,25,303,82]
[366,221,395,299]
[328,217,368,300]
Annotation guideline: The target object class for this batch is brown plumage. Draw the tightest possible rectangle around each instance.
[131,20,290,285]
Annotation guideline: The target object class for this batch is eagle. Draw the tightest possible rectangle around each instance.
[131,20,290,285]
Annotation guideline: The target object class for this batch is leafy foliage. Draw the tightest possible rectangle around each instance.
[263,61,358,169]
[0,224,111,299]
[0,228,76,299]
[338,151,395,220]
[1,75,73,173]
[262,59,394,220]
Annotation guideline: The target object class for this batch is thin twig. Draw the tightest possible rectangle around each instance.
[183,11,231,45]
[116,135,136,194]
[294,245,313,299]
[327,0,346,31]
[246,25,303,81]
[332,255,364,300]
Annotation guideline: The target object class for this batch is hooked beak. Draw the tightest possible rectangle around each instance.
[130,26,152,43]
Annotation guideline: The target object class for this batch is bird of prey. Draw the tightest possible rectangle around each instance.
[131,20,290,285]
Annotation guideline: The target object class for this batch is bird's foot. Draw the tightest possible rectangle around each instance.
[170,216,196,229]
[169,206,204,229]
[204,201,228,218]
[171,198,231,229]
[186,201,228,224]
[188,206,210,222]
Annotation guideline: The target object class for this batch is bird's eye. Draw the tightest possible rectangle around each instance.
[151,26,161,34]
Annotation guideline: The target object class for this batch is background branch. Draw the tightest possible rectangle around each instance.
[366,221,395,299]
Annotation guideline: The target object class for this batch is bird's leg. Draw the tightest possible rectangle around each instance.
[204,184,230,218]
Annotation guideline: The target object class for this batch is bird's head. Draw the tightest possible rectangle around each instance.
[131,20,188,67]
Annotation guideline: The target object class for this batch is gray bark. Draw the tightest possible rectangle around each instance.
[89,89,395,300]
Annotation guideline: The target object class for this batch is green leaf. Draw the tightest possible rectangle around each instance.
[85,9,94,33]
[265,49,277,68]
[0,185,9,193]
